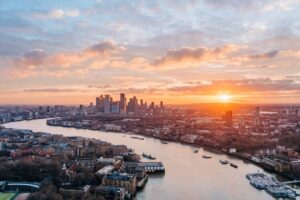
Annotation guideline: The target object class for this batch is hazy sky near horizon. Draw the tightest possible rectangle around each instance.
[0,0,300,105]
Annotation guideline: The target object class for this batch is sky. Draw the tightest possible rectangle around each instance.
[0,0,300,105]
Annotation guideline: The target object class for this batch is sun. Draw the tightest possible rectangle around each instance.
[218,94,232,102]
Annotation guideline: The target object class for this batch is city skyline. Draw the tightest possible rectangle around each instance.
[95,93,164,114]
[1,0,300,105]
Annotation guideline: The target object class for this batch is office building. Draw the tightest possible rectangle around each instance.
[255,106,260,116]
[224,110,233,127]
[104,95,111,114]
[119,93,126,114]
[103,172,137,195]
[111,101,120,113]
[96,95,105,112]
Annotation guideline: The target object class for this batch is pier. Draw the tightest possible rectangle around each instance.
[138,162,165,173]
[125,162,165,174]
[246,173,297,199]
[282,180,300,185]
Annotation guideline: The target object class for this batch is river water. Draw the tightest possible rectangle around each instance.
[4,119,296,200]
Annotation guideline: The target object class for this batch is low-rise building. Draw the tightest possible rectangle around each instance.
[103,172,137,195]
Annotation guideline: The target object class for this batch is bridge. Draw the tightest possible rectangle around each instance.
[282,180,300,184]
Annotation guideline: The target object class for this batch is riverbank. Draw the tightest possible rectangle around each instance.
[4,118,296,200]
[45,120,300,184]
[3,118,297,183]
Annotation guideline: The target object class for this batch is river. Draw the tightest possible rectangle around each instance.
[4,119,295,200]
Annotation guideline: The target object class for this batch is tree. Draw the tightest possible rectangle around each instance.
[29,182,63,200]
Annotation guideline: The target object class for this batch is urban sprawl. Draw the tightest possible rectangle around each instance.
[0,93,300,199]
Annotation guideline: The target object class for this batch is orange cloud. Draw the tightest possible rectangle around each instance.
[14,41,124,68]
[247,50,279,60]
[167,78,300,95]
[10,41,125,77]
[151,45,238,69]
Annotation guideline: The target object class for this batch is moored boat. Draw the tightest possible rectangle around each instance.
[202,155,212,159]
[130,136,144,140]
[246,172,297,198]
[142,153,156,160]
[219,159,229,164]
[230,163,238,168]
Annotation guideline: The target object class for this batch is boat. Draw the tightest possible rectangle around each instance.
[246,172,297,198]
[194,149,198,153]
[219,159,229,164]
[130,136,144,140]
[250,180,267,190]
[202,155,212,159]
[230,163,238,168]
[142,153,156,160]
[161,141,168,144]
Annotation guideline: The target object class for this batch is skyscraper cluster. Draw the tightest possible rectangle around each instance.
[95,93,164,115]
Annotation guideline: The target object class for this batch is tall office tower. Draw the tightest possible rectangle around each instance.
[255,106,260,116]
[149,102,155,110]
[100,95,105,112]
[127,97,135,113]
[238,118,245,130]
[96,97,100,108]
[160,101,164,108]
[296,109,300,116]
[104,95,111,114]
[133,96,139,113]
[96,95,105,112]
[127,97,138,114]
[253,117,260,127]
[254,106,260,127]
[140,99,143,106]
[111,101,120,113]
[127,98,133,113]
[119,93,126,114]
[224,110,233,127]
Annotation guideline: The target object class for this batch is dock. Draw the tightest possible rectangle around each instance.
[246,172,297,199]
[137,175,148,190]
[139,162,165,173]
[125,162,165,174]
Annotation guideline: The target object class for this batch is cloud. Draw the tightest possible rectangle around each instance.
[88,77,300,99]
[85,41,125,56]
[64,10,81,17]
[23,88,83,93]
[262,0,300,12]
[167,78,300,95]
[21,49,47,66]
[247,50,279,60]
[7,40,300,81]
[106,87,161,95]
[204,0,271,10]
[34,9,80,19]
[151,45,238,69]
[88,84,111,89]
[11,41,124,77]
